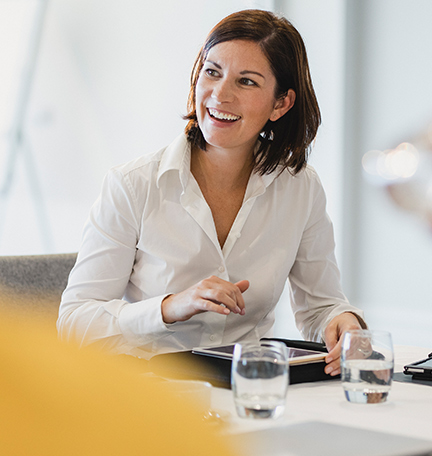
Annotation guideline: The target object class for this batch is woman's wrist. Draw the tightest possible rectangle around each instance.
[161,294,176,324]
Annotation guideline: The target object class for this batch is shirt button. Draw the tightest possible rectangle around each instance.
[218,266,225,273]
[209,335,215,341]
[236,233,241,238]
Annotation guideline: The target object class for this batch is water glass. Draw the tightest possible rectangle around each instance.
[341,330,394,404]
[231,341,289,419]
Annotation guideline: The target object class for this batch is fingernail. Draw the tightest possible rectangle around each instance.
[326,356,333,363]
[235,306,241,314]
[325,366,333,375]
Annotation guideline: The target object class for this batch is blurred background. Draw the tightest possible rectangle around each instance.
[1,0,431,347]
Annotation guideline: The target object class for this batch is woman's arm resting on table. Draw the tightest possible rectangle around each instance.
[324,312,367,376]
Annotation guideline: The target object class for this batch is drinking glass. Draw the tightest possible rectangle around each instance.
[341,330,394,404]
[231,341,289,419]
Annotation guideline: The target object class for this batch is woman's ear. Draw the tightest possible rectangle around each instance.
[270,89,296,122]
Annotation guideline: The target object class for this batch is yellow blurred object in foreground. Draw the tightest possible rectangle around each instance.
[0,316,234,456]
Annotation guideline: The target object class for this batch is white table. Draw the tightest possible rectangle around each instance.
[210,346,432,446]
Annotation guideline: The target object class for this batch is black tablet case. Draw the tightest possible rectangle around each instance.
[148,338,339,389]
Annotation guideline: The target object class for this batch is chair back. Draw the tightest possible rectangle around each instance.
[0,253,77,321]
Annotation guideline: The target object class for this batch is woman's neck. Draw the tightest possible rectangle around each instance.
[191,145,254,192]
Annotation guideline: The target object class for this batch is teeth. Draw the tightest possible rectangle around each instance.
[208,108,240,121]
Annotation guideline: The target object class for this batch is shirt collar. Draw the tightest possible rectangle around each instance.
[156,134,191,189]
[156,133,281,191]
[244,170,278,201]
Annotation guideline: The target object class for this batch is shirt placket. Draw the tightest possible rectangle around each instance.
[179,172,269,347]
[178,178,225,346]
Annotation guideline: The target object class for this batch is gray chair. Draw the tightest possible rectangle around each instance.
[0,253,77,322]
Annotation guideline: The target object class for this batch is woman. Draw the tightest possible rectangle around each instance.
[58,10,366,376]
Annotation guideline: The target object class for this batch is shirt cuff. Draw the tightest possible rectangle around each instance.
[118,294,174,347]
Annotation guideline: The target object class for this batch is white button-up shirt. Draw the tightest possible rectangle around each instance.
[58,134,363,358]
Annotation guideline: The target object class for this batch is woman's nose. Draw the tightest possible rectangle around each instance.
[211,78,235,102]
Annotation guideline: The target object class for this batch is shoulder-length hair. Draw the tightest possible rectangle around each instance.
[184,9,321,175]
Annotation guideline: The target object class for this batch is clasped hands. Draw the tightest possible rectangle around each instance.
[161,276,364,377]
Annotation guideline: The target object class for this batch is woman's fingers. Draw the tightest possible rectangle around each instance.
[324,312,365,376]
[197,297,231,315]
[201,277,249,314]
[161,276,249,323]
[324,338,343,376]
[234,280,249,315]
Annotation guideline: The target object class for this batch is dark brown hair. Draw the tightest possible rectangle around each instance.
[184,9,321,175]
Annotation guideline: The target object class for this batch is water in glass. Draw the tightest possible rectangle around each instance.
[232,343,289,419]
[342,358,393,404]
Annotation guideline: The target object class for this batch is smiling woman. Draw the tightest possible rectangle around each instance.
[185,9,320,176]
[58,9,366,376]
[194,40,294,161]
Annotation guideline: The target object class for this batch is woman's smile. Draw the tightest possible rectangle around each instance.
[207,107,241,122]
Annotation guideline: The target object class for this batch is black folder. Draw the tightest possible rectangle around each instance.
[148,338,338,389]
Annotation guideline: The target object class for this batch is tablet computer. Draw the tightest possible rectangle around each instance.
[192,344,326,365]
[404,354,432,380]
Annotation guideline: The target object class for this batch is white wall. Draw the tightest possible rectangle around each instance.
[345,0,432,347]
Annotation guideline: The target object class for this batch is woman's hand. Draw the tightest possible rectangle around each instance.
[324,312,366,376]
[161,276,250,324]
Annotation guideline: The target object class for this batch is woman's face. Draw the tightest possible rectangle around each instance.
[195,39,290,157]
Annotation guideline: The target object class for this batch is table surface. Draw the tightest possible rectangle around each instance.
[210,345,432,443]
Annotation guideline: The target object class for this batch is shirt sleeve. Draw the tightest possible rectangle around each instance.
[288,170,365,343]
[57,169,173,356]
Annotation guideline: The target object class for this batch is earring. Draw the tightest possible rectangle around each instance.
[260,130,274,141]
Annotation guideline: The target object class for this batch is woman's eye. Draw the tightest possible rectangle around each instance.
[205,68,219,77]
[239,78,257,87]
